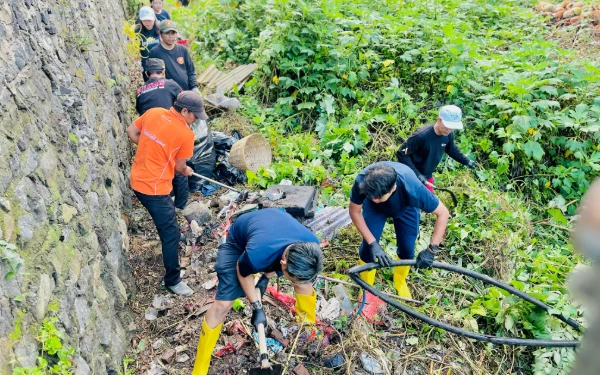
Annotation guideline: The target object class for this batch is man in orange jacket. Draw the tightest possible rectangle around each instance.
[127,91,208,296]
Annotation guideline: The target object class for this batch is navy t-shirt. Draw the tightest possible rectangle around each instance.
[135,78,182,115]
[350,161,439,214]
[136,24,161,66]
[229,209,319,277]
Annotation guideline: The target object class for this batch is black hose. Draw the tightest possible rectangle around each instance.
[436,187,458,207]
[349,260,582,347]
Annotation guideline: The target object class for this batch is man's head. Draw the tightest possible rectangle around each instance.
[159,20,178,46]
[139,6,156,30]
[150,0,163,12]
[173,91,209,125]
[281,242,323,285]
[435,105,463,136]
[144,58,165,78]
[359,164,397,203]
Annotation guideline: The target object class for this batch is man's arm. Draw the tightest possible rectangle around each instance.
[127,122,141,144]
[236,262,259,304]
[446,134,472,166]
[174,158,193,176]
[397,137,427,182]
[349,202,376,244]
[430,201,450,245]
[184,49,198,90]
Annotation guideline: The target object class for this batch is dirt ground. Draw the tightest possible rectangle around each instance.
[121,187,518,375]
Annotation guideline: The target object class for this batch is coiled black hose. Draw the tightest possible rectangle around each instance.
[348,260,582,347]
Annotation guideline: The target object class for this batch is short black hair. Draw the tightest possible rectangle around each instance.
[147,70,163,75]
[359,164,397,199]
[173,104,184,113]
[286,242,323,282]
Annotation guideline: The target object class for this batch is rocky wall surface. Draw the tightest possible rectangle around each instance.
[0,0,136,373]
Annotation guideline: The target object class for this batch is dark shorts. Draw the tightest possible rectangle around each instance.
[214,239,246,301]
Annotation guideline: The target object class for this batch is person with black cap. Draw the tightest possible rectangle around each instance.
[135,58,182,115]
[127,91,209,296]
[149,20,199,93]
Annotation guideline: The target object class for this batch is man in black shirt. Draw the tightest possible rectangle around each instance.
[396,105,475,192]
[135,58,182,115]
[148,20,199,93]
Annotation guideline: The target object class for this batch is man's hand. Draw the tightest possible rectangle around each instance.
[251,305,267,330]
[417,174,428,185]
[256,274,270,297]
[369,241,392,267]
[415,244,438,269]
[183,166,193,177]
[467,160,476,169]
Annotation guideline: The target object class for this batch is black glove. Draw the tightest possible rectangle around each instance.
[417,174,428,184]
[251,304,267,329]
[368,241,392,267]
[415,244,438,269]
[256,274,270,297]
[467,160,476,169]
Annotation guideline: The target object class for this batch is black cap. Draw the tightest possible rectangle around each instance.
[145,58,165,73]
[174,91,209,120]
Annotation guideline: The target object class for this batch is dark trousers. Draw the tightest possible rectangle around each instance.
[358,200,420,263]
[134,191,181,286]
[171,173,189,209]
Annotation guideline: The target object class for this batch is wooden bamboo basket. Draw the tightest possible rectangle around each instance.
[229,133,272,171]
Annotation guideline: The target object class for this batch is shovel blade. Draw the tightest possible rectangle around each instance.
[248,364,283,375]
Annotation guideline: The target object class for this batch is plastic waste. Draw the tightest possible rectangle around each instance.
[333,284,354,316]
[188,120,216,192]
[323,353,345,368]
[360,353,384,374]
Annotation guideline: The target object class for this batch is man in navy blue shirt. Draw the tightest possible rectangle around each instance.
[191,209,324,375]
[349,162,450,299]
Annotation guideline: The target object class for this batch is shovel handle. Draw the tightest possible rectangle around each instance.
[255,287,271,369]
[190,172,241,193]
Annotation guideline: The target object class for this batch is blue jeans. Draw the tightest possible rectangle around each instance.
[358,199,420,263]
[134,191,181,286]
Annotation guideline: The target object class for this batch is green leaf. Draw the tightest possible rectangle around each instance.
[522,141,544,161]
[548,208,567,225]
[405,336,418,345]
[297,102,316,110]
[232,299,246,312]
[505,314,515,332]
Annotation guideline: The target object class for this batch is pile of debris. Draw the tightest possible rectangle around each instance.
[535,1,600,29]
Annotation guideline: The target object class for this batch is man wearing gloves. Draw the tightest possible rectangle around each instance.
[192,208,323,375]
[397,105,476,192]
[349,162,450,299]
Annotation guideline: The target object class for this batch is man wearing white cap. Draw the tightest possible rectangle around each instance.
[396,105,476,192]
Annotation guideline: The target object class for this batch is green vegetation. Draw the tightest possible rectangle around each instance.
[0,240,23,280]
[171,0,597,372]
[12,317,75,375]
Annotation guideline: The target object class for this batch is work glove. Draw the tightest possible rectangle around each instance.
[417,174,428,185]
[251,303,267,330]
[368,241,392,267]
[467,160,476,169]
[256,274,270,298]
[415,244,438,269]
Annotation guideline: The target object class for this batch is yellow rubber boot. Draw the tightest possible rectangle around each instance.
[295,290,317,323]
[358,260,376,286]
[191,319,223,375]
[393,264,412,299]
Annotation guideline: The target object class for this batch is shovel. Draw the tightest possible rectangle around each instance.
[191,172,241,193]
[248,286,283,375]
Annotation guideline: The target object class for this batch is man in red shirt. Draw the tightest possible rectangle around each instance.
[127,91,208,296]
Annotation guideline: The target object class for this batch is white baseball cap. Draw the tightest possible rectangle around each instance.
[139,6,156,21]
[439,105,463,130]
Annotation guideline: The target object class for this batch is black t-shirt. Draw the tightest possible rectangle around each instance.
[136,24,160,65]
[396,124,471,180]
[148,44,197,90]
[135,78,182,115]
[229,209,319,278]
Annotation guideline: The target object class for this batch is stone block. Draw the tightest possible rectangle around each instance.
[13,334,38,367]
[34,273,54,321]
[74,297,90,336]
[61,203,78,223]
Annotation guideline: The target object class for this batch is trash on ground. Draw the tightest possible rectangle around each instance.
[202,275,219,290]
[252,332,283,354]
[175,354,190,363]
[332,285,353,316]
[152,295,170,310]
[323,353,345,368]
[317,297,341,321]
[303,206,353,241]
[144,306,159,321]
[152,338,163,350]
[360,353,384,375]
[160,348,176,364]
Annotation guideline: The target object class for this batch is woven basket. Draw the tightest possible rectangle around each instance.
[229,133,272,171]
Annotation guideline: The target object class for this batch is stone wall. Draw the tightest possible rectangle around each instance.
[0,0,136,373]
